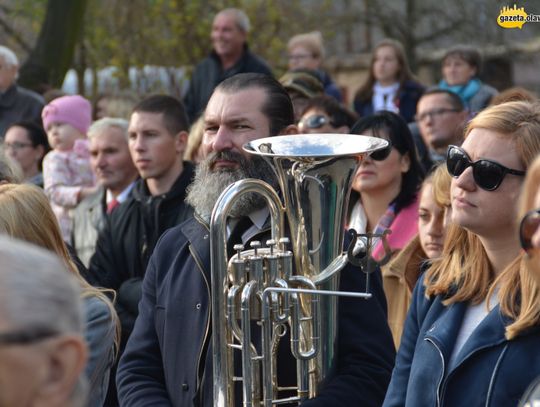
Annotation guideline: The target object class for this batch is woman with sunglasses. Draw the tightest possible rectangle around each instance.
[298,95,358,134]
[516,155,540,406]
[383,101,540,407]
[349,112,424,343]
[519,155,540,267]
[349,111,425,259]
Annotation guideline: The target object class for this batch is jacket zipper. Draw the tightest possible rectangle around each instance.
[425,337,445,407]
[190,244,212,399]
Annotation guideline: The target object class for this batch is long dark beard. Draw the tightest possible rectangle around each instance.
[186,150,277,223]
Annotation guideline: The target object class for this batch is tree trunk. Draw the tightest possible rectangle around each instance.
[18,0,88,94]
[404,0,417,73]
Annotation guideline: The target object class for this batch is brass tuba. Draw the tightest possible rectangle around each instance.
[209,133,388,407]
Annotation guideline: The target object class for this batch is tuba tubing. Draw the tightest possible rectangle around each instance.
[211,179,283,407]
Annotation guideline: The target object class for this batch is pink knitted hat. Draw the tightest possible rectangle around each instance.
[41,95,92,134]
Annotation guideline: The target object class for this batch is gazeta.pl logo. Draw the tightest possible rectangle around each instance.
[498,4,540,29]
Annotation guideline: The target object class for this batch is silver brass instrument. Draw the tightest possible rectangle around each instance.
[210,133,389,407]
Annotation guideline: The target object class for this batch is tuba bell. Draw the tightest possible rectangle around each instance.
[209,133,389,407]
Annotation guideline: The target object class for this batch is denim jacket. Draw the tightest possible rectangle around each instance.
[383,274,540,407]
[84,296,116,407]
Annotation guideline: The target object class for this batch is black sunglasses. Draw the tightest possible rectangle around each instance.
[520,209,540,252]
[446,145,526,191]
[369,140,393,161]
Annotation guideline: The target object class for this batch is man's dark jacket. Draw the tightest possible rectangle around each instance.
[0,83,44,138]
[117,215,396,406]
[184,44,272,123]
[87,162,195,343]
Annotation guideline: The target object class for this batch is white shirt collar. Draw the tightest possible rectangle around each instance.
[227,206,270,244]
[106,181,136,204]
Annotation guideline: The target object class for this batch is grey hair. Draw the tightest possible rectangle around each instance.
[216,8,251,33]
[0,236,84,333]
[87,117,129,142]
[0,45,19,67]
[0,146,22,184]
[0,236,89,406]
[287,31,325,59]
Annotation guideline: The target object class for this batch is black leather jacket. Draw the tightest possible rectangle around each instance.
[87,162,195,346]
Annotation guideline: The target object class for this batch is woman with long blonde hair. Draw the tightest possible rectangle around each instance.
[0,183,119,407]
[383,101,540,407]
[383,163,451,348]
[516,155,540,406]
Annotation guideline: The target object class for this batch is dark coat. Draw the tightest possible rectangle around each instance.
[353,80,424,123]
[383,274,540,407]
[184,45,273,123]
[87,162,195,344]
[117,215,396,407]
[318,70,342,102]
[0,83,44,138]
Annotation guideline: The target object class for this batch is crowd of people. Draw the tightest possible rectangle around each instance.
[1,6,540,407]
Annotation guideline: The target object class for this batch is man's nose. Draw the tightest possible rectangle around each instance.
[211,127,234,152]
[96,153,107,167]
[131,135,145,151]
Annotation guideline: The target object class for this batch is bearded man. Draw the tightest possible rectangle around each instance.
[117,73,395,407]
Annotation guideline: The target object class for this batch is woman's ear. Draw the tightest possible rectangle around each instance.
[400,152,411,173]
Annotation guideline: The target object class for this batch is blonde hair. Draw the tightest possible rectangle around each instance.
[287,31,324,59]
[431,162,452,208]
[0,146,23,184]
[0,184,120,346]
[184,114,205,163]
[106,94,138,120]
[425,101,540,339]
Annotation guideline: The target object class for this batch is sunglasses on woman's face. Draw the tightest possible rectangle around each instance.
[446,145,526,191]
[298,114,334,131]
[369,140,393,161]
[520,209,540,252]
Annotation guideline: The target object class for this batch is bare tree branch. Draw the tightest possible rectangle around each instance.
[0,14,32,52]
[415,20,466,44]
[0,4,11,14]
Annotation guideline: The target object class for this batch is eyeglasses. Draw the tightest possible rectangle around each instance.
[3,141,33,151]
[415,108,461,123]
[520,209,540,252]
[369,140,393,161]
[0,326,59,346]
[298,114,333,131]
[446,145,526,191]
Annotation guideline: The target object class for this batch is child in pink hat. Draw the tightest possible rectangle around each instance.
[42,95,96,243]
